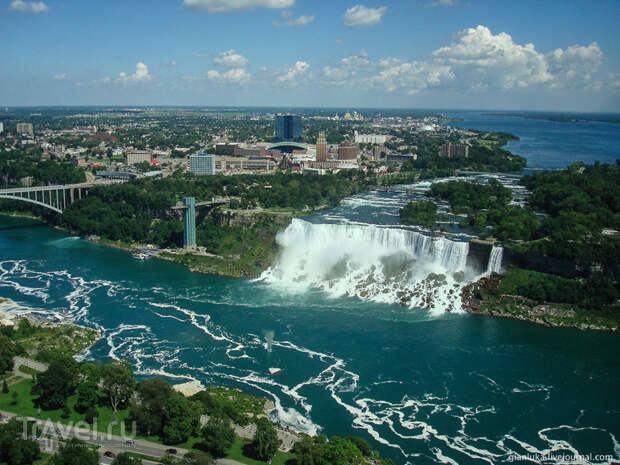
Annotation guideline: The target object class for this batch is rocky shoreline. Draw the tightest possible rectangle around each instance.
[462,275,619,332]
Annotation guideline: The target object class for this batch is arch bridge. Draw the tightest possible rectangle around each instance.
[0,181,118,214]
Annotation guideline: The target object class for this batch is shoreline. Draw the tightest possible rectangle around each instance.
[461,276,620,333]
[2,212,618,332]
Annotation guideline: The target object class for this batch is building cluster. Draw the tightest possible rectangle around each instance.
[0,109,484,183]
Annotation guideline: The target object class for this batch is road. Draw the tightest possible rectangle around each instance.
[1,410,245,465]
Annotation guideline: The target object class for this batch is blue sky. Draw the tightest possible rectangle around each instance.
[1,0,619,111]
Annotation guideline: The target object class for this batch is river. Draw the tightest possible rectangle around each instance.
[1,112,619,464]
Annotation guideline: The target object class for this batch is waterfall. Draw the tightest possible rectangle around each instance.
[487,245,504,273]
[260,219,476,314]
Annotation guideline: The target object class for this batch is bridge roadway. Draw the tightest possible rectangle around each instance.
[170,196,240,210]
[0,180,125,214]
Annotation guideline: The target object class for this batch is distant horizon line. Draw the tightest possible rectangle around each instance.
[1,105,619,115]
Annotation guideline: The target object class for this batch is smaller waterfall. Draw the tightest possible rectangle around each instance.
[487,246,504,273]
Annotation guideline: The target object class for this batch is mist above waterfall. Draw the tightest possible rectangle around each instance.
[260,219,487,314]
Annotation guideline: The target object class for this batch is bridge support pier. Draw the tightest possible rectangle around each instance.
[182,197,196,250]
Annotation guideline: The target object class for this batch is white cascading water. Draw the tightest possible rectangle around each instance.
[487,245,504,273]
[260,219,477,314]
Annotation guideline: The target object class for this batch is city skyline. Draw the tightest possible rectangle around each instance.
[1,0,619,111]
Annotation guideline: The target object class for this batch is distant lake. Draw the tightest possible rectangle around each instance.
[446,111,620,169]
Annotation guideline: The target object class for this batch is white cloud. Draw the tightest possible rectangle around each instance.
[183,0,293,13]
[547,43,602,88]
[431,25,552,90]
[343,5,386,27]
[278,60,309,83]
[117,62,152,83]
[317,25,605,96]
[273,13,314,26]
[52,73,68,80]
[427,0,460,6]
[9,0,49,13]
[207,68,251,83]
[168,61,177,67]
[213,50,249,68]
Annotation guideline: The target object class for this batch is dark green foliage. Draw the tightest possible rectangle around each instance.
[32,363,75,410]
[518,161,620,268]
[345,436,373,456]
[201,416,235,458]
[74,381,98,413]
[0,153,86,188]
[399,201,437,227]
[0,419,40,465]
[84,405,98,424]
[111,452,143,465]
[60,170,371,249]
[179,451,215,465]
[490,268,618,309]
[486,206,540,242]
[129,377,174,436]
[430,179,512,213]
[49,438,98,465]
[162,393,203,445]
[252,417,281,461]
[2,379,8,393]
[101,360,136,413]
[292,435,363,465]
[0,335,22,373]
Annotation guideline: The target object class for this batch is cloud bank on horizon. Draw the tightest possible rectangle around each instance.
[1,0,619,110]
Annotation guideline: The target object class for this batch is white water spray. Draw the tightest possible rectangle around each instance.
[260,219,479,314]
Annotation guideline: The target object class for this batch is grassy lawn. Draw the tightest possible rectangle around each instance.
[0,378,132,436]
[0,379,296,465]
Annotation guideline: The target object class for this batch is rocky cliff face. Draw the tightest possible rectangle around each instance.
[218,209,293,228]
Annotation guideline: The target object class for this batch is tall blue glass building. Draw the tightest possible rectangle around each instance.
[275,114,302,141]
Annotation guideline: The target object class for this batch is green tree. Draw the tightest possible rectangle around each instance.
[0,419,41,465]
[130,377,173,436]
[32,363,74,410]
[201,416,235,458]
[345,436,372,456]
[74,380,99,413]
[399,201,437,228]
[252,417,280,461]
[162,393,203,445]
[2,379,8,393]
[101,360,136,414]
[179,451,215,465]
[111,452,143,465]
[84,405,98,424]
[49,438,98,465]
[0,335,21,373]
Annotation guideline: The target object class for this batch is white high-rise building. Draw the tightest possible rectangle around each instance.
[190,153,216,175]
[0,122,3,134]
[354,131,388,145]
